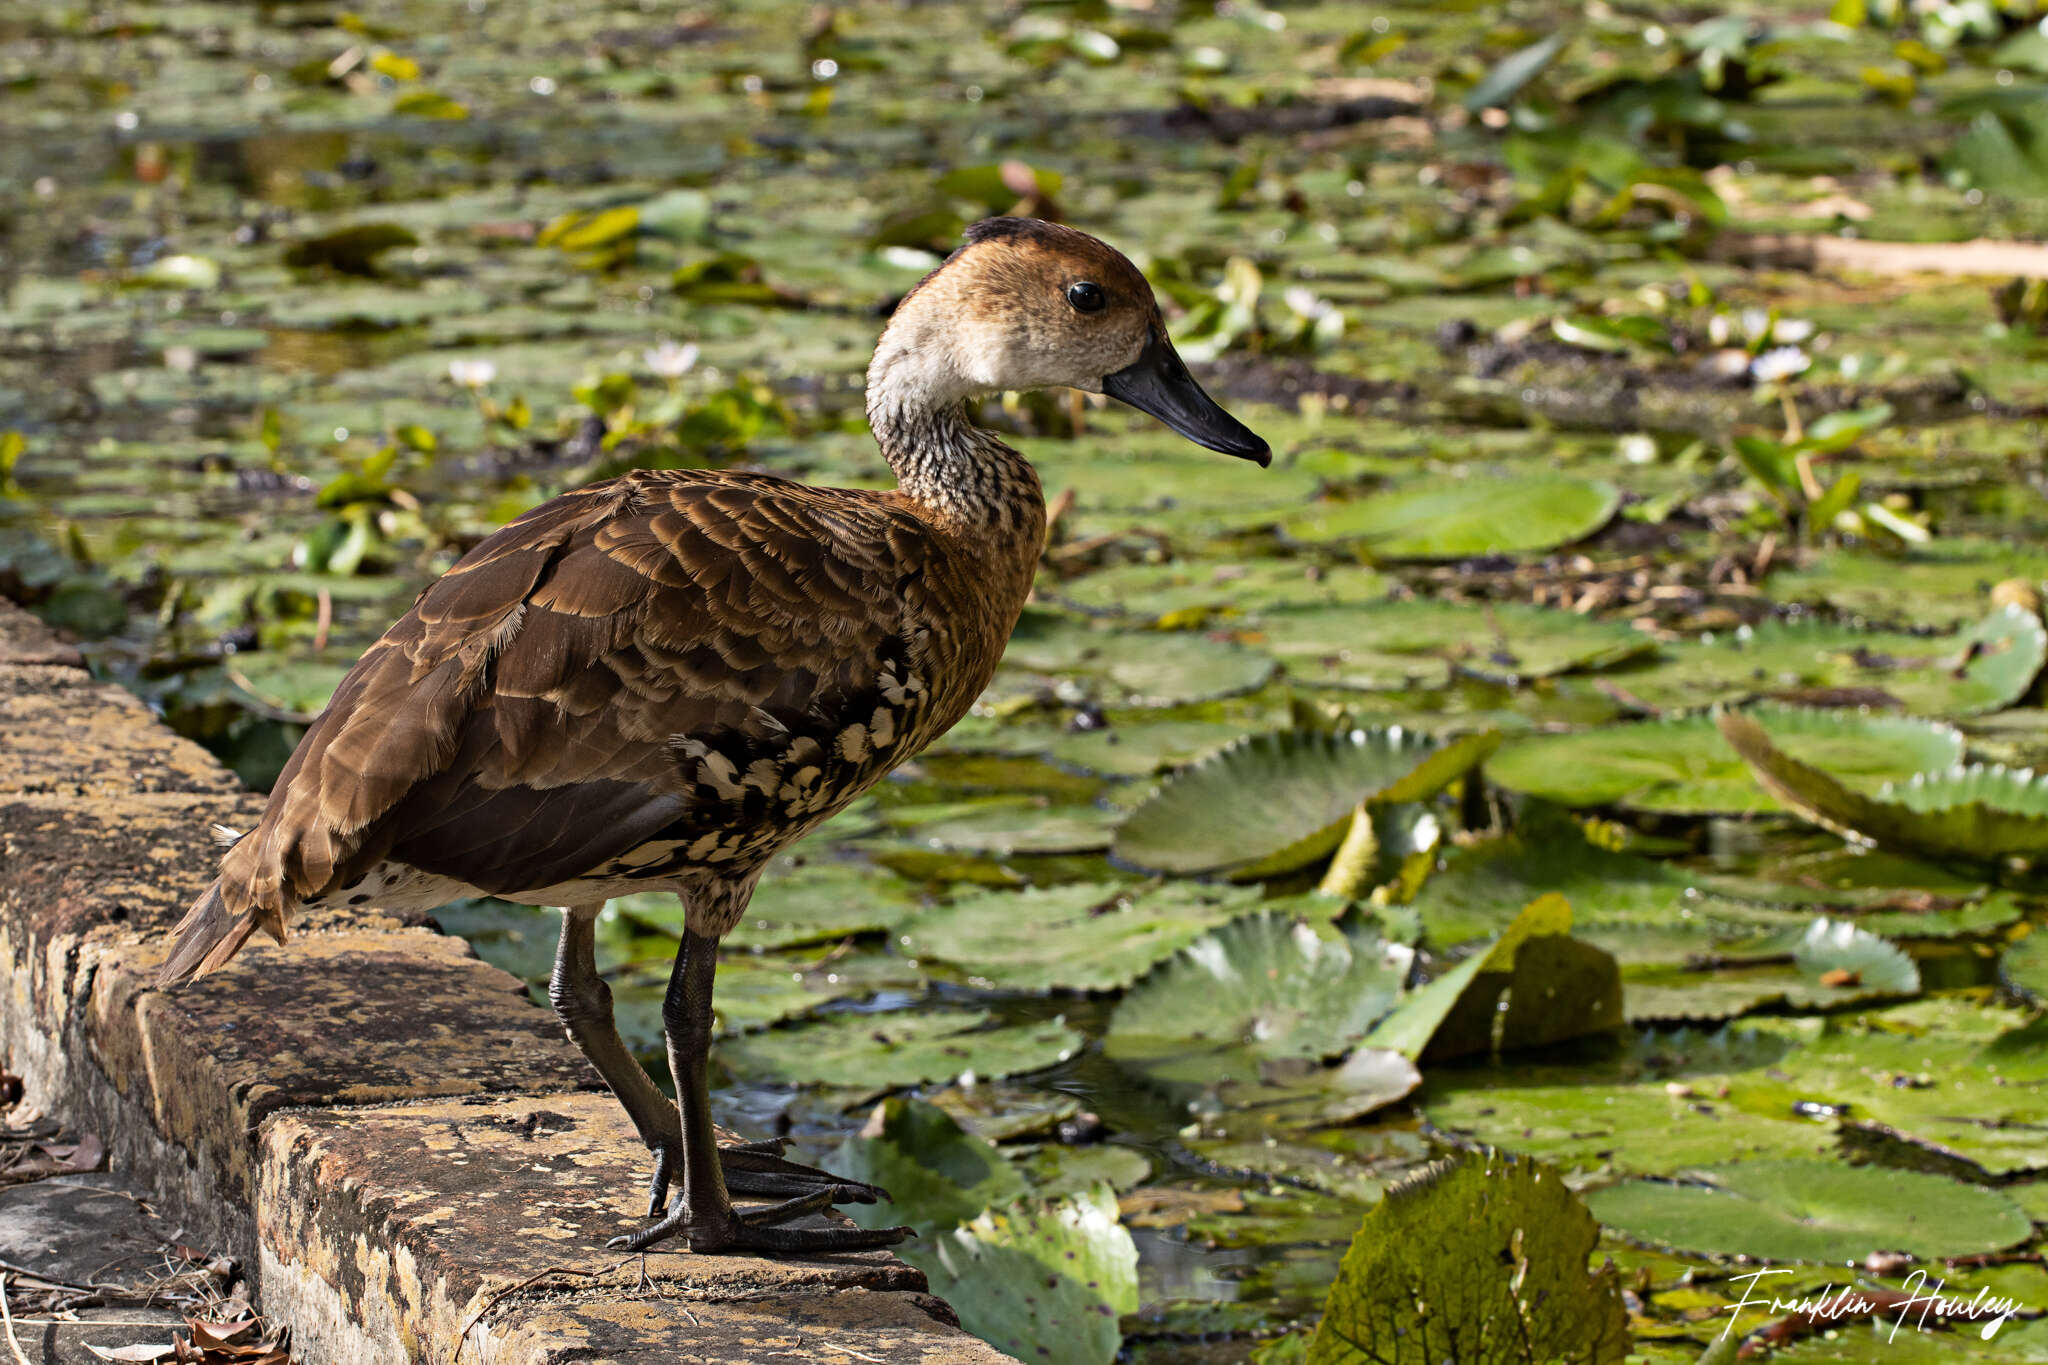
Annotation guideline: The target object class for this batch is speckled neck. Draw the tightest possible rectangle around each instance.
[864,347,1044,540]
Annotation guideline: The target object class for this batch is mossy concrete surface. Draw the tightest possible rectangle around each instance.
[0,597,1015,1364]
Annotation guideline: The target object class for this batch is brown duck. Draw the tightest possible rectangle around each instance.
[158,218,1269,1255]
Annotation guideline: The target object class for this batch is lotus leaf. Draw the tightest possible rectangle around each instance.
[1364,894,1623,1062]
[1487,707,1963,815]
[2005,929,2048,1000]
[1615,607,2045,717]
[1114,726,1490,877]
[1623,917,1920,1023]
[1721,712,2048,861]
[1281,473,1620,560]
[1252,598,1651,691]
[1107,915,1413,1078]
[621,857,922,951]
[900,1185,1138,1365]
[1014,1143,1154,1198]
[898,881,1264,992]
[1054,560,1393,622]
[719,1007,1083,1092]
[906,801,1121,856]
[1586,1161,2032,1262]
[1306,1150,1630,1365]
[1773,541,2048,627]
[1424,1000,2048,1177]
[828,1097,1027,1236]
[1000,609,1277,705]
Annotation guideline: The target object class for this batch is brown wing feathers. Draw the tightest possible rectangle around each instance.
[157,472,938,987]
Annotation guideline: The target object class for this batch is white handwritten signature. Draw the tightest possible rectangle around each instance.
[1722,1268,2020,1343]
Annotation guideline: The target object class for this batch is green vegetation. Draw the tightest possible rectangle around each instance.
[12,0,2048,1358]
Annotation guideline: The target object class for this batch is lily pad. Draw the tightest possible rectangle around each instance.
[621,857,923,951]
[1487,707,1963,816]
[1001,612,1278,707]
[1054,560,1393,623]
[897,881,1265,993]
[900,1185,1138,1365]
[1412,816,1804,951]
[1423,999,2048,1178]
[828,1098,1027,1236]
[1046,720,1240,778]
[1252,599,1652,691]
[1114,726,1494,877]
[1585,1161,2032,1263]
[1014,1143,1155,1199]
[1720,712,2048,861]
[1101,630,1278,707]
[905,802,1121,856]
[1187,1128,1426,1204]
[1107,915,1413,1076]
[1364,894,1624,1063]
[928,1083,1082,1143]
[1281,473,1621,560]
[1623,918,1921,1023]
[719,1007,1083,1093]
[1306,1150,1631,1365]
[1773,541,2048,627]
[1614,607,2046,717]
[1213,1046,1427,1130]
[2004,929,2048,1000]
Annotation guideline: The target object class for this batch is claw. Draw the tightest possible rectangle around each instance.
[613,1141,904,1254]
[609,1196,912,1255]
[619,1140,893,1253]
[646,1143,677,1220]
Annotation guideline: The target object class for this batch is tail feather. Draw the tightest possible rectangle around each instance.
[155,881,274,989]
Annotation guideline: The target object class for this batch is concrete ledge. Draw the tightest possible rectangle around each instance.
[0,599,1013,1364]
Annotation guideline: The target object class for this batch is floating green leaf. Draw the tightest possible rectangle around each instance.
[828,1098,1027,1236]
[1102,630,1277,707]
[1623,917,1921,1023]
[1617,607,2045,717]
[1054,560,1392,623]
[1107,915,1413,1074]
[1280,473,1619,559]
[899,1186,1138,1365]
[719,1007,1082,1092]
[1307,1150,1630,1365]
[1001,612,1277,706]
[1014,1143,1153,1199]
[1364,894,1623,1063]
[1424,999,2048,1177]
[2005,929,2048,1000]
[1488,707,1962,815]
[898,881,1264,993]
[905,801,1121,856]
[1254,599,1651,690]
[623,858,922,951]
[1114,726,1492,877]
[1721,712,2048,861]
[1586,1161,2032,1263]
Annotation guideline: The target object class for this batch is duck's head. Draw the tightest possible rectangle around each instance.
[871,217,1270,467]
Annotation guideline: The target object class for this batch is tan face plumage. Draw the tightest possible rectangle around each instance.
[868,217,1269,466]
[936,218,1159,395]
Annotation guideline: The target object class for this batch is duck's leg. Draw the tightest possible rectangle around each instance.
[607,927,911,1255]
[549,908,886,1222]
[551,905,681,1209]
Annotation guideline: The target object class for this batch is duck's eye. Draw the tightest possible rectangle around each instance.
[1066,281,1106,314]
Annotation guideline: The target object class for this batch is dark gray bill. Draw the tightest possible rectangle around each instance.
[1102,329,1271,466]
